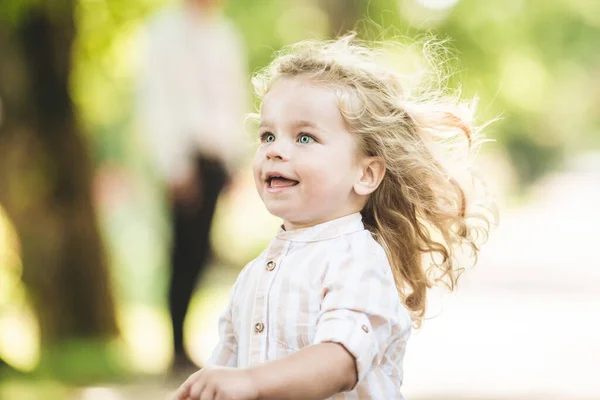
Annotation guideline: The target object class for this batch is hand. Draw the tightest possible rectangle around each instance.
[173,366,259,400]
[220,173,234,197]
[168,167,202,210]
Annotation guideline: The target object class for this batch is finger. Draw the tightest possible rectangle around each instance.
[174,370,203,400]
[183,369,204,386]
[199,385,217,400]
[172,385,190,400]
[189,368,213,399]
[189,381,208,400]
[214,390,228,400]
[174,378,194,399]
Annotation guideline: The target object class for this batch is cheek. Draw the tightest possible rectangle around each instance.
[299,165,337,196]
[303,156,356,196]
[252,151,264,188]
[302,184,329,203]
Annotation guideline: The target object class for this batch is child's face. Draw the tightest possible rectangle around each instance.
[253,77,364,230]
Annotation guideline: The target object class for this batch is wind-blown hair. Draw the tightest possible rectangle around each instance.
[251,33,495,325]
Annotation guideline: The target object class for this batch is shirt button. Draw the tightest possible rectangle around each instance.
[362,325,369,333]
[266,261,276,271]
[254,322,264,333]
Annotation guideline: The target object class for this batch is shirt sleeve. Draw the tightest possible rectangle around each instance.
[135,14,193,184]
[222,29,251,176]
[192,22,250,176]
[312,240,402,385]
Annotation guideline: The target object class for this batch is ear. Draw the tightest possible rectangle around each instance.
[353,156,385,196]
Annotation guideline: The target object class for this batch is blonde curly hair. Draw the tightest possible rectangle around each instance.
[251,33,495,324]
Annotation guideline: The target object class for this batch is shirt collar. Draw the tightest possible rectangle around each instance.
[275,212,365,242]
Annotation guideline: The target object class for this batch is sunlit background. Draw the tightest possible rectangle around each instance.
[1,0,599,398]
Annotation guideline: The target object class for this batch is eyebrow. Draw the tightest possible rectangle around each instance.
[259,120,321,130]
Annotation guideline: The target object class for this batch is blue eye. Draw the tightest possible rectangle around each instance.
[298,134,314,144]
[261,133,276,143]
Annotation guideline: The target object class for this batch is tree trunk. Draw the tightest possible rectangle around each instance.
[0,2,118,349]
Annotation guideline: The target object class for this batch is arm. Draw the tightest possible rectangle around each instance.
[177,342,356,400]
[135,15,192,185]
[220,26,251,175]
[249,342,356,400]
[197,21,250,176]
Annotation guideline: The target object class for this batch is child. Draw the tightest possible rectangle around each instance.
[174,33,492,400]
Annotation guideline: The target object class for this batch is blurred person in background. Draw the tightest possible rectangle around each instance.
[136,0,248,372]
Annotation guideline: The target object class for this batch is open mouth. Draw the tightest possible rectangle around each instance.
[267,176,299,189]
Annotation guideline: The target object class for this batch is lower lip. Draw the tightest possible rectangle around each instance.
[265,182,298,193]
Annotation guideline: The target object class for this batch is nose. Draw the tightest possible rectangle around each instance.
[265,138,290,161]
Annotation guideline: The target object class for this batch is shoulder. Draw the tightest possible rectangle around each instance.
[324,230,393,280]
[144,6,183,41]
[212,16,245,56]
[339,230,389,265]
[215,16,242,40]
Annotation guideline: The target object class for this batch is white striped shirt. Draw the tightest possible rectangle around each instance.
[208,213,412,399]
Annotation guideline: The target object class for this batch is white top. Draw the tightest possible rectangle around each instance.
[208,213,413,399]
[136,5,249,183]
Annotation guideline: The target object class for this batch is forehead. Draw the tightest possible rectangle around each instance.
[260,77,347,130]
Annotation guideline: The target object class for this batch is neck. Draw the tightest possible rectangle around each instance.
[282,210,362,231]
[282,194,368,231]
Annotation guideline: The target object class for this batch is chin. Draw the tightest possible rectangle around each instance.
[265,205,293,221]
[263,203,300,223]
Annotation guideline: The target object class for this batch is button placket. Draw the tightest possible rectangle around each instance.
[249,241,287,363]
[258,260,275,338]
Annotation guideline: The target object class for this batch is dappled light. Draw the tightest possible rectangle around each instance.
[117,305,171,374]
[0,0,599,398]
[0,306,39,372]
[0,207,39,372]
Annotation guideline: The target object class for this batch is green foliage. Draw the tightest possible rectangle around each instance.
[2,0,599,179]
[1,0,599,384]
[368,0,600,183]
[35,339,129,384]
[0,0,39,26]
[59,0,600,185]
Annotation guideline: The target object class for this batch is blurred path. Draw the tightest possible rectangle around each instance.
[402,153,600,400]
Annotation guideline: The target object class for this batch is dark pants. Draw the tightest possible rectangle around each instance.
[168,156,227,361]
